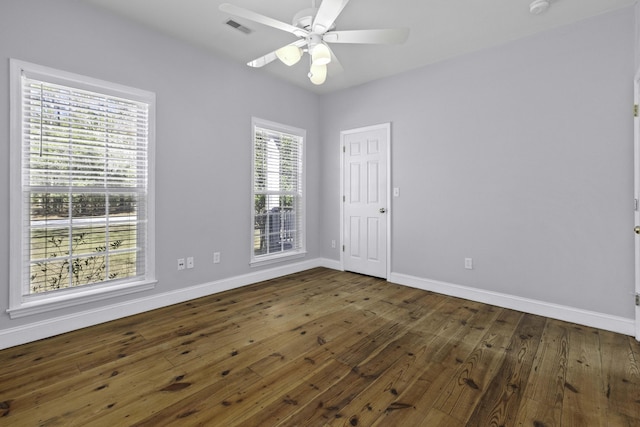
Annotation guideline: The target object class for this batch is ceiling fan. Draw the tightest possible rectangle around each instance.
[219,0,410,85]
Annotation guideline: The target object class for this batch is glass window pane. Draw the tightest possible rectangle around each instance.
[108,193,138,218]
[30,259,70,293]
[30,192,69,220]
[71,193,106,218]
[71,254,106,287]
[109,222,137,253]
[70,226,106,257]
[108,251,137,280]
[252,121,304,261]
[30,226,69,261]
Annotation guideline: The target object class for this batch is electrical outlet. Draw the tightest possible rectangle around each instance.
[331,240,336,249]
[187,257,194,269]
[393,187,400,197]
[213,252,221,264]
[464,258,473,270]
[177,258,186,271]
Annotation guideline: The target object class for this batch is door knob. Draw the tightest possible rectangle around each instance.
[635,226,640,235]
[379,208,386,213]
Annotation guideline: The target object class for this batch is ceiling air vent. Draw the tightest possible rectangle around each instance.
[225,19,252,34]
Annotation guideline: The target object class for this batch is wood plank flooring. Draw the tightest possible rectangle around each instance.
[1,267,639,426]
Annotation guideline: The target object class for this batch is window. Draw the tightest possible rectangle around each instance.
[251,118,305,265]
[9,60,156,318]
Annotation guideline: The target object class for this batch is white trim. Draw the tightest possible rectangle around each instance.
[0,259,329,350]
[8,59,156,315]
[250,116,307,265]
[385,124,391,279]
[9,60,23,311]
[7,280,157,319]
[2,260,633,350]
[634,66,640,341]
[11,59,154,103]
[340,122,392,279]
[389,272,635,336]
[250,251,307,268]
[318,257,342,271]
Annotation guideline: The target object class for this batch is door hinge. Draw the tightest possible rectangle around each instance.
[636,294,640,306]
[342,245,345,252]
[343,145,346,153]
[635,198,639,211]
[343,195,346,202]
[635,104,639,118]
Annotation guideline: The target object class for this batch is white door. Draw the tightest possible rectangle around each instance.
[634,72,640,340]
[342,123,390,278]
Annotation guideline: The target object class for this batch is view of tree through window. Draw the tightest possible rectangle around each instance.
[22,77,149,294]
[253,121,304,260]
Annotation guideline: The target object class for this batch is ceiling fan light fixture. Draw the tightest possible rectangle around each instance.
[275,45,302,66]
[309,63,327,85]
[311,43,331,66]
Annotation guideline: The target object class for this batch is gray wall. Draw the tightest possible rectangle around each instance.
[0,1,636,342]
[320,8,636,319]
[636,3,640,70]
[0,0,321,333]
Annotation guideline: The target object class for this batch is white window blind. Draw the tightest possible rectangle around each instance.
[11,60,155,308]
[252,119,305,263]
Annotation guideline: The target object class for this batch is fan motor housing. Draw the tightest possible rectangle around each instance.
[292,8,316,29]
[292,7,336,32]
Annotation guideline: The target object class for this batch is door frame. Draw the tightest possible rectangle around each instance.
[340,122,392,279]
[634,69,640,340]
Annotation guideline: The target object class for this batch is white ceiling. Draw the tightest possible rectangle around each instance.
[83,0,636,94]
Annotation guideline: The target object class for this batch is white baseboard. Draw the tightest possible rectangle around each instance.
[0,258,332,350]
[317,257,342,271]
[2,261,633,350]
[389,272,635,336]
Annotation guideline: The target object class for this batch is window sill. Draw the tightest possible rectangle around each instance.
[250,250,307,268]
[7,279,157,319]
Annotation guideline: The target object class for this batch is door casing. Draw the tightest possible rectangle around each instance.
[634,70,640,340]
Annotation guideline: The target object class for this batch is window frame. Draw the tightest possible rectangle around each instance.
[8,59,156,318]
[250,117,306,266]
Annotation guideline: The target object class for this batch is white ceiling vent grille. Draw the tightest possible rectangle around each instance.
[225,19,252,34]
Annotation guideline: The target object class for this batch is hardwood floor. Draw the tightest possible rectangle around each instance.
[1,268,639,426]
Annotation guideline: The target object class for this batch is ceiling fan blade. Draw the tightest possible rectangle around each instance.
[247,51,278,68]
[312,0,350,34]
[220,3,308,37]
[324,28,410,44]
[327,46,343,75]
[247,39,308,68]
